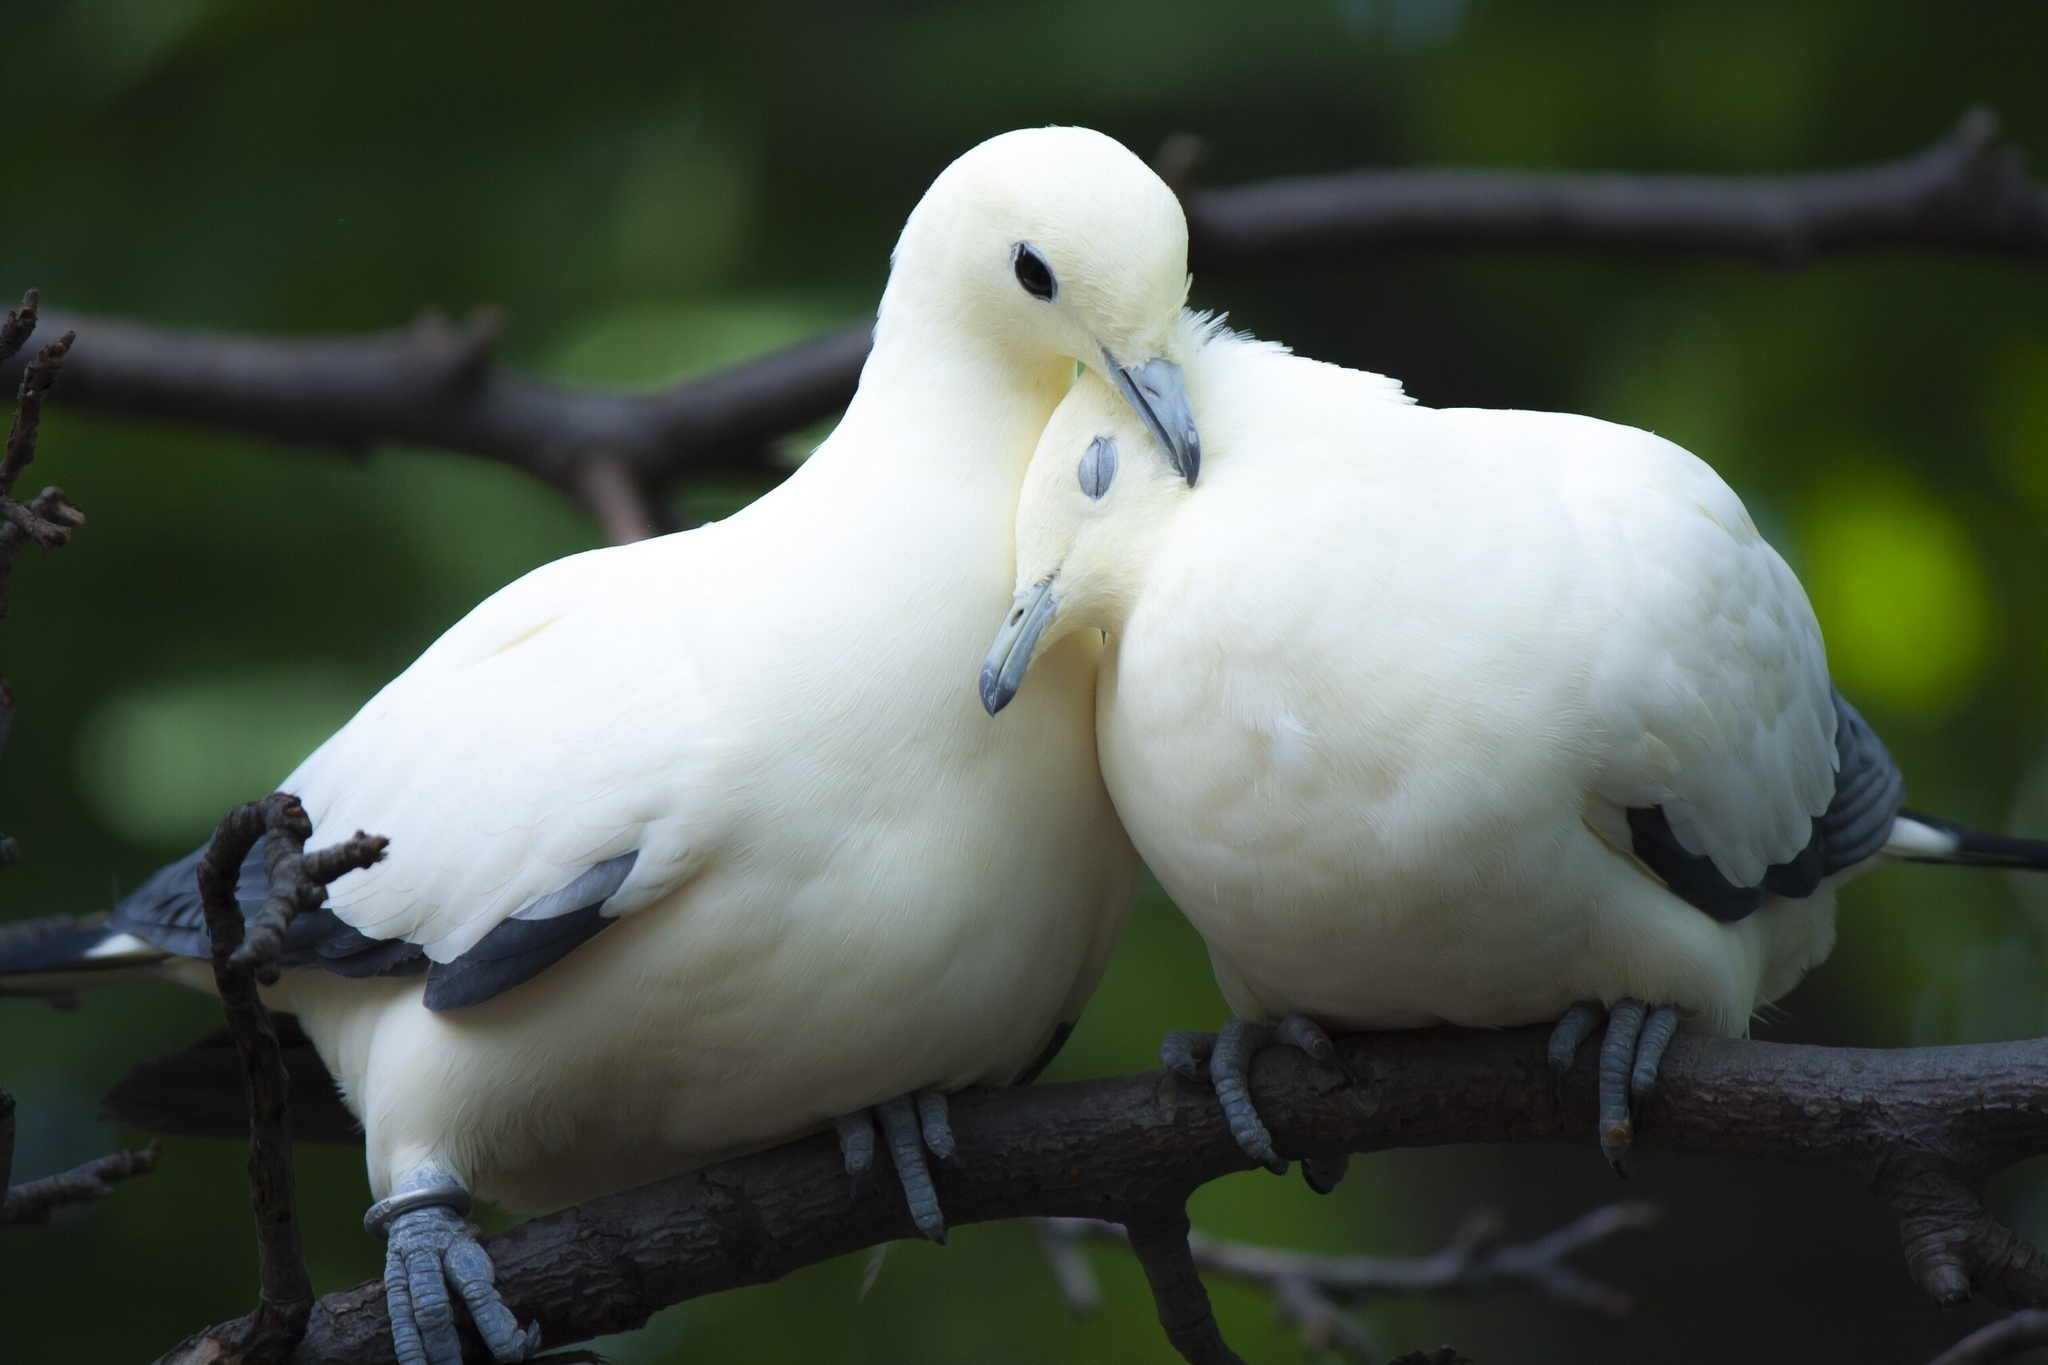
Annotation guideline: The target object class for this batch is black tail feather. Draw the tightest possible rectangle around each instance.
[1895,809,2048,872]
[101,1015,363,1145]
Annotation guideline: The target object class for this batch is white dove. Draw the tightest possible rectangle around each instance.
[3,126,1201,1365]
[982,318,2048,1186]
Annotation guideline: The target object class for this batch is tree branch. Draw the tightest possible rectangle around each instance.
[1928,1309,2048,1365]
[155,795,386,1365]
[0,1088,160,1227]
[1036,1201,1656,1361]
[230,1027,2048,1364]
[1187,107,2048,268]
[1,111,2042,544]
[0,290,83,620]
[0,305,869,534]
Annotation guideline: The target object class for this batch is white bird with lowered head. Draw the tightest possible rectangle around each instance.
[982,319,2048,1184]
[1,127,1200,1365]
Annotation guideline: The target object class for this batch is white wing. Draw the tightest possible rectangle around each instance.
[1554,416,1836,887]
[286,538,725,963]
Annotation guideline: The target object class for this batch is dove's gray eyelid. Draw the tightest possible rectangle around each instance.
[1077,435,1118,500]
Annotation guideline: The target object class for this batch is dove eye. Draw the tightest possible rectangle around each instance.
[1013,243,1057,301]
[1077,436,1117,500]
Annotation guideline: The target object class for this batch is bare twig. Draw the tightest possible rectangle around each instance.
[0,290,37,366]
[0,1087,158,1226]
[226,797,389,984]
[1,110,2043,546]
[3,324,74,498]
[0,290,84,621]
[234,1028,2048,1364]
[1928,1309,2048,1365]
[1036,1201,1656,1360]
[156,794,386,1365]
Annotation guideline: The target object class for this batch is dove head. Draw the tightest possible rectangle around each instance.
[980,363,1191,715]
[888,127,1201,482]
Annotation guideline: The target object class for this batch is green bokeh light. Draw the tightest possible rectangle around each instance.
[1799,470,1991,714]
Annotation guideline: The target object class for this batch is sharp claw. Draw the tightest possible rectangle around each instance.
[835,1110,877,1203]
[1301,1153,1349,1194]
[1631,1005,1680,1114]
[1598,999,1648,1176]
[1547,1001,1604,1114]
[915,1088,962,1169]
[1276,1014,1352,1081]
[877,1094,948,1243]
[444,1235,540,1362]
[1211,1019,1287,1174]
[1160,1028,1217,1083]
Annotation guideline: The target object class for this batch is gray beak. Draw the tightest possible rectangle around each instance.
[1106,353,1200,485]
[980,577,1060,715]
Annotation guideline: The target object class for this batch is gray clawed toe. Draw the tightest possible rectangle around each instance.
[373,1184,539,1365]
[1160,1014,1350,1184]
[1548,998,1681,1175]
[836,1087,960,1244]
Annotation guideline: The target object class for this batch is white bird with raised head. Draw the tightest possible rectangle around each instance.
[1,127,1199,1365]
[983,318,2048,1187]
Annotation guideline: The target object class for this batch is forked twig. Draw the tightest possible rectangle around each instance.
[1036,1201,1657,1361]
[154,794,386,1365]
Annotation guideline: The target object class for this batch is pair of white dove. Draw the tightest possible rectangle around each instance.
[6,125,2042,1365]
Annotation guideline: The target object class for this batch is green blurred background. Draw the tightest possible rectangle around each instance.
[2,0,2046,1359]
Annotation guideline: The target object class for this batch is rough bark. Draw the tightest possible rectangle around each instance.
[273,1027,2048,1363]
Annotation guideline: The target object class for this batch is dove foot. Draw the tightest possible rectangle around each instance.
[1161,1015,1352,1183]
[369,1166,540,1365]
[835,1088,961,1243]
[1546,999,1680,1176]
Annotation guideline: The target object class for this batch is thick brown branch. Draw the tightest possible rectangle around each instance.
[1188,107,2048,269]
[272,1028,2048,1364]
[0,307,870,517]
[161,795,386,1365]
[1,110,2043,547]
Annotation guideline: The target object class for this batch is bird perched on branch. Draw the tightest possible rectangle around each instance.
[0,127,1199,1365]
[982,317,2048,1184]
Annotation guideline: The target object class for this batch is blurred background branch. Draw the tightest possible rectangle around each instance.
[1034,1201,1660,1362]
[0,111,2041,544]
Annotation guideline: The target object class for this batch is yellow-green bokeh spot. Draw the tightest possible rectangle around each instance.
[1799,470,1990,714]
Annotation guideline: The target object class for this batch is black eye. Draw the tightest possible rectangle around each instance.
[1013,243,1056,301]
[1077,435,1117,500]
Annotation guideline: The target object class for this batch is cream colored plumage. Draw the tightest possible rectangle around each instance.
[284,125,1193,1212]
[1006,324,1840,1037]
[3,127,1198,1365]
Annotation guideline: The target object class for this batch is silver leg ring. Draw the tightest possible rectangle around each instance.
[364,1183,474,1239]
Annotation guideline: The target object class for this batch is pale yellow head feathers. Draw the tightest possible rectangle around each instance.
[887,127,1192,374]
